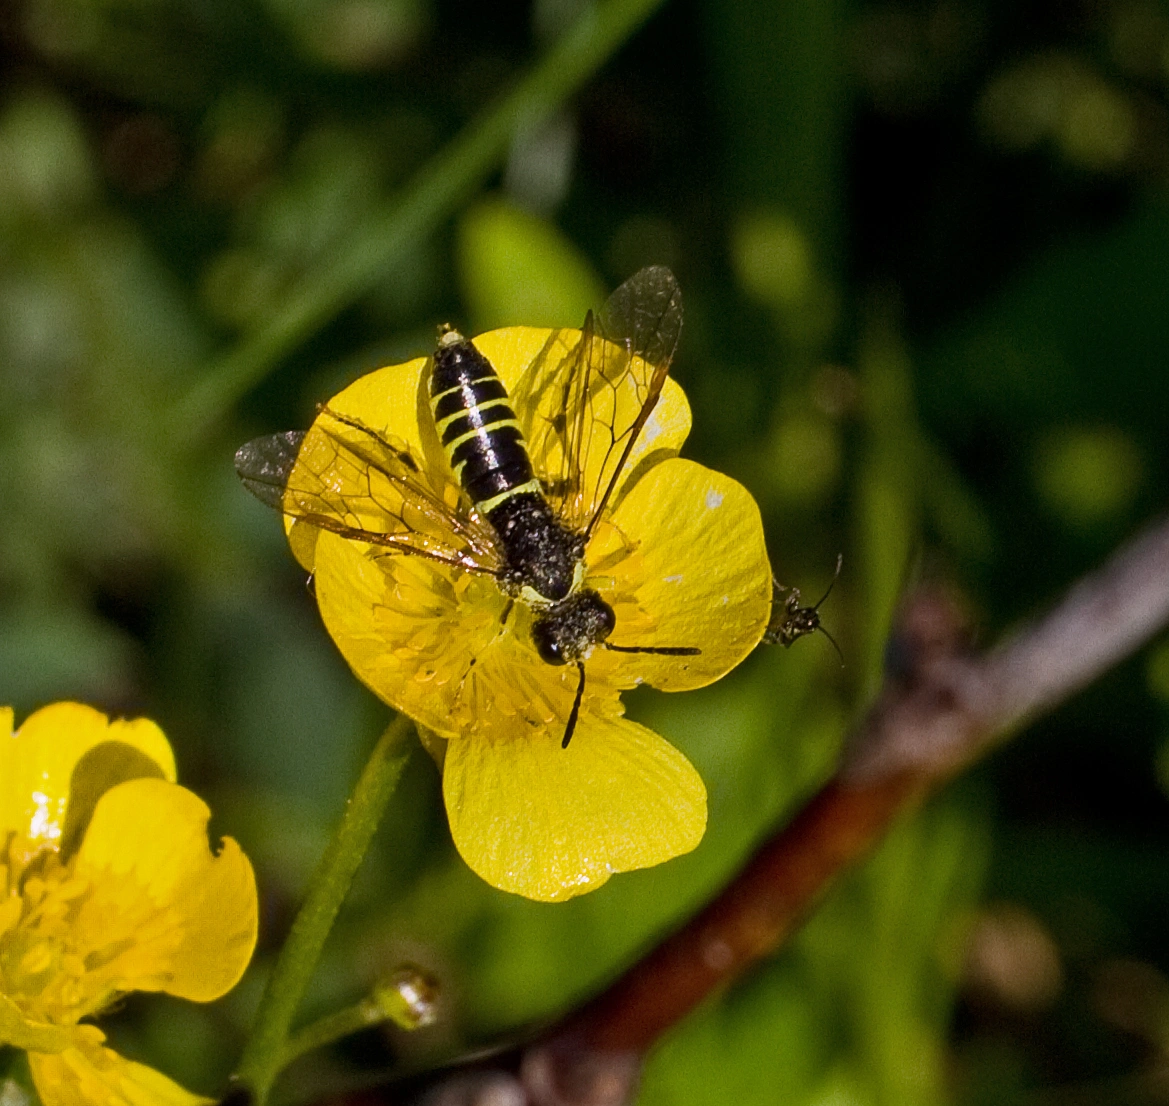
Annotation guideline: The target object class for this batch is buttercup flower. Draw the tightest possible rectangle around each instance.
[0,702,258,1106]
[266,313,773,902]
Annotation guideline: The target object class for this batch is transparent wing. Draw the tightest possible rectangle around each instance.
[599,263,684,373]
[235,407,503,575]
[519,266,684,536]
[516,317,592,523]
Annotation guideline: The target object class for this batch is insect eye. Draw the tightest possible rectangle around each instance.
[598,600,615,637]
[531,620,566,665]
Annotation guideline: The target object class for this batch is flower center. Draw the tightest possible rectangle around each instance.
[0,833,96,1025]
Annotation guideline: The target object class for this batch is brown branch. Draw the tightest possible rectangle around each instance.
[319,513,1169,1106]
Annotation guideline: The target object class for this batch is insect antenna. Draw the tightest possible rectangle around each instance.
[806,553,843,614]
[816,624,845,665]
[563,663,586,749]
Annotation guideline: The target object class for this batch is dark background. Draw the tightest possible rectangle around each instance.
[2,0,1169,1101]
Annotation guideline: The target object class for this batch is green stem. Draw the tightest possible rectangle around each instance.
[279,967,438,1069]
[278,998,388,1069]
[235,715,413,1104]
[171,0,668,446]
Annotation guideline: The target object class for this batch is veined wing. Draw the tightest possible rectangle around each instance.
[518,266,684,537]
[235,406,503,575]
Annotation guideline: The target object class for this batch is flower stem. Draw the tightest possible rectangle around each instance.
[279,967,440,1069]
[235,714,413,1104]
[171,0,668,446]
[279,1000,384,1071]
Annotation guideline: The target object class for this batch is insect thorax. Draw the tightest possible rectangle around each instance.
[488,491,584,605]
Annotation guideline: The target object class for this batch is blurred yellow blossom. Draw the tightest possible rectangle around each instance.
[0,702,258,1106]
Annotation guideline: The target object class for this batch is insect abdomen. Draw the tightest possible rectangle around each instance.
[430,329,541,515]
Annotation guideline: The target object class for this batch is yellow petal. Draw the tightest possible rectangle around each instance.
[326,354,432,457]
[475,327,692,521]
[287,516,320,573]
[443,713,707,901]
[283,353,434,570]
[313,529,468,733]
[0,704,176,850]
[70,778,257,1004]
[314,528,599,739]
[0,993,73,1053]
[29,1031,212,1106]
[473,325,561,393]
[608,458,772,691]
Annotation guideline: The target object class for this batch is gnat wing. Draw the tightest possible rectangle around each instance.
[235,407,502,575]
[520,266,683,535]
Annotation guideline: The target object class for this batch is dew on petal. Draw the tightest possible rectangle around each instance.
[705,489,724,509]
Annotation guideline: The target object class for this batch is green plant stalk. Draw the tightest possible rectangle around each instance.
[172,0,669,445]
[235,715,413,1104]
[279,998,390,1070]
[279,968,439,1068]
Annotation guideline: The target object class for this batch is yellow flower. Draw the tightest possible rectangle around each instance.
[282,324,772,901]
[0,702,258,1106]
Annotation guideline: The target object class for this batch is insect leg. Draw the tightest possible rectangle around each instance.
[604,644,701,656]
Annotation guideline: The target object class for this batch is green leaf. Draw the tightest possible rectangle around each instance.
[457,199,605,332]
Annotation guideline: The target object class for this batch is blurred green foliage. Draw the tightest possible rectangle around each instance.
[2,0,1169,1103]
